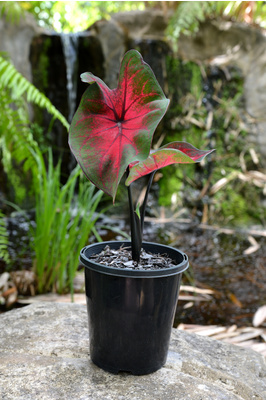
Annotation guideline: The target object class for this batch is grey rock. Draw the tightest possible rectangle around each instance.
[0,12,42,81]
[177,20,263,69]
[111,10,167,40]
[0,302,265,400]
[89,9,167,90]
[89,19,126,89]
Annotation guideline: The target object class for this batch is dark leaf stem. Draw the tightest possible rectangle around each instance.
[140,171,155,233]
[127,167,155,263]
[127,169,141,262]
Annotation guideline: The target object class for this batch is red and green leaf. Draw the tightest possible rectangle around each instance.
[69,49,169,201]
[125,142,215,186]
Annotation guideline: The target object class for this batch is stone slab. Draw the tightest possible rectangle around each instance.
[0,303,265,400]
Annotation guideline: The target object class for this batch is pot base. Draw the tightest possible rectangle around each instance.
[91,358,165,376]
[81,241,189,375]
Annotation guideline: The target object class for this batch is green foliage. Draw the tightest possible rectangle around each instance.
[165,57,203,115]
[190,66,202,99]
[0,211,10,263]
[159,168,183,207]
[0,69,37,203]
[167,1,266,46]
[5,0,266,36]
[20,1,147,32]
[167,1,215,43]
[32,148,103,294]
[0,54,69,204]
[0,1,24,24]
[0,27,103,291]
[161,56,265,226]
[0,55,69,130]
[214,184,264,225]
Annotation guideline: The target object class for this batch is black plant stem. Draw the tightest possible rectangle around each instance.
[127,169,156,263]
[140,171,156,234]
[127,167,141,263]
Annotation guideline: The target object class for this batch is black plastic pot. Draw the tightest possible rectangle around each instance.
[80,241,189,375]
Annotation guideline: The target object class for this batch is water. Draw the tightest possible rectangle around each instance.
[61,33,79,122]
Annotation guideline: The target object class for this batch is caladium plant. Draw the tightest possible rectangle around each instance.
[69,49,214,263]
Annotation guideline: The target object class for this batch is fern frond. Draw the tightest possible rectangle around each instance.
[0,82,41,203]
[0,55,69,130]
[169,1,214,39]
[0,1,24,24]
[0,211,10,263]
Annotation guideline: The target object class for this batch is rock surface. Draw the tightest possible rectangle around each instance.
[0,12,42,81]
[111,9,167,40]
[0,302,265,400]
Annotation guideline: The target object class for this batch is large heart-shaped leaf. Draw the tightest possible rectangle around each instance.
[125,142,215,186]
[69,50,169,201]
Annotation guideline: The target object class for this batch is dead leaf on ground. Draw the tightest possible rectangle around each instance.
[253,305,266,327]
[244,236,260,255]
[228,292,243,308]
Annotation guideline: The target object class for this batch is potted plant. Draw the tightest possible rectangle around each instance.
[69,49,214,375]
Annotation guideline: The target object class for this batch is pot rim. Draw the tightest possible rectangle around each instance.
[80,241,189,278]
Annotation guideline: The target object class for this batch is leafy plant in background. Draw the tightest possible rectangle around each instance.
[69,50,214,262]
[167,1,266,45]
[0,54,69,204]
[0,6,69,203]
[0,1,24,24]
[163,56,265,226]
[7,1,146,32]
[8,1,265,34]
[0,211,10,263]
[0,55,69,129]
[0,53,103,294]
[0,6,105,292]
[32,148,103,295]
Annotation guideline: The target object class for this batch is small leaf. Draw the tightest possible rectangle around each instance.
[69,50,169,201]
[126,142,215,185]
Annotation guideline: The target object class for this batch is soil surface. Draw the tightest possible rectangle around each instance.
[89,245,180,271]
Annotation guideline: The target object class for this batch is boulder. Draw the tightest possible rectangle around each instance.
[111,9,167,40]
[89,10,169,90]
[89,19,126,89]
[0,12,42,80]
[0,302,265,400]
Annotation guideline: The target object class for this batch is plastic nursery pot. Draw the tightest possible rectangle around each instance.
[80,241,189,375]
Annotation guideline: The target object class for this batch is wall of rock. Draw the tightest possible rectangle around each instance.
[0,12,40,81]
[177,18,266,164]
